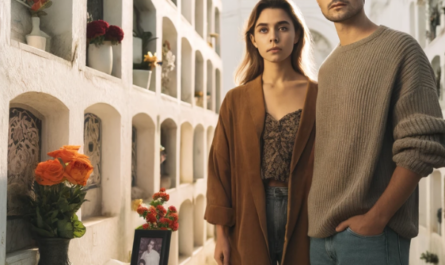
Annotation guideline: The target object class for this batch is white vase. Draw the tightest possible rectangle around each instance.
[88,41,113,75]
[26,17,46,51]
[133,70,152,89]
[133,37,143,64]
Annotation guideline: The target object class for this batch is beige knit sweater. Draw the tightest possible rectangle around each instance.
[308,26,445,239]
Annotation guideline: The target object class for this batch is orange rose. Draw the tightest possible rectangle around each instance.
[35,159,65,186]
[48,146,89,164]
[64,157,94,186]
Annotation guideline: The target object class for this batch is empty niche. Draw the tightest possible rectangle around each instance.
[215,8,221,55]
[86,0,124,78]
[419,177,427,227]
[82,103,121,220]
[180,122,193,184]
[206,60,214,111]
[133,0,158,91]
[432,56,442,101]
[431,171,442,234]
[215,69,221,113]
[161,17,178,98]
[417,1,427,47]
[195,0,204,37]
[193,124,205,180]
[7,92,69,254]
[194,195,205,247]
[181,0,193,24]
[160,119,177,189]
[131,113,156,200]
[194,50,204,107]
[206,0,212,42]
[178,200,193,262]
[10,0,74,60]
[206,126,214,166]
[181,38,193,104]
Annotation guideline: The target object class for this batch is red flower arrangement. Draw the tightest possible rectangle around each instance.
[136,188,179,231]
[87,20,124,46]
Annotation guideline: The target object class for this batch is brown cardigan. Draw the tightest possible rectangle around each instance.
[204,74,317,265]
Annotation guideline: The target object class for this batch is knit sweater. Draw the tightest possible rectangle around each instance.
[308,25,445,239]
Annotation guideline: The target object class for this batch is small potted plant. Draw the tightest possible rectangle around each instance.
[133,51,160,89]
[87,20,124,74]
[131,188,178,264]
[15,0,52,51]
[133,6,158,64]
[24,145,94,265]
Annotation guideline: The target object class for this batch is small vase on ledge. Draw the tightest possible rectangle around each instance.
[133,70,152,89]
[88,41,113,75]
[26,17,47,51]
[37,237,71,265]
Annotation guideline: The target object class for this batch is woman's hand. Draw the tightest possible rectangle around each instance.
[215,225,230,265]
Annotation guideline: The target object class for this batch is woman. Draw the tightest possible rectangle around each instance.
[204,0,317,264]
[140,239,160,265]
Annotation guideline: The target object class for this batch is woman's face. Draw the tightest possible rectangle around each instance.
[250,8,299,64]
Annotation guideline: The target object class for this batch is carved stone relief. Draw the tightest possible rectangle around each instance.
[84,113,102,187]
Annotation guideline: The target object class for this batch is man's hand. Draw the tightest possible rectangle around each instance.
[215,225,230,265]
[335,212,386,236]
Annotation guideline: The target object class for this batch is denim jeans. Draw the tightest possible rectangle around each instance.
[310,226,411,265]
[265,186,288,265]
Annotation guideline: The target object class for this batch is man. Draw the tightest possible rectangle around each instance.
[309,0,445,264]
[140,239,160,265]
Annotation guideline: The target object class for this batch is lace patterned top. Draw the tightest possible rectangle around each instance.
[261,109,302,182]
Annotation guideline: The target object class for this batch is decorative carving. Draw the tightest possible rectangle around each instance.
[7,108,42,216]
[84,113,102,187]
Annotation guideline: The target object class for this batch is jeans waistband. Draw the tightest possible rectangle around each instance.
[265,186,288,198]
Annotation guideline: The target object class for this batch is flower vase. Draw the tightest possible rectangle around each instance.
[37,238,70,265]
[88,41,113,75]
[26,17,47,51]
[133,70,152,89]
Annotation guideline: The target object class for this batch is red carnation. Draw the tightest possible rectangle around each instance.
[168,212,178,222]
[87,20,109,41]
[142,223,149,230]
[146,212,157,223]
[168,206,177,213]
[156,205,167,217]
[160,227,169,230]
[160,188,166,192]
[137,206,148,215]
[169,221,179,231]
[105,25,124,44]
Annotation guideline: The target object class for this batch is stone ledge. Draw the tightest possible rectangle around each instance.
[6,248,38,265]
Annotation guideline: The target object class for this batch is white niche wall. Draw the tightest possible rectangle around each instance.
[82,103,121,220]
[206,60,214,111]
[195,50,205,108]
[180,122,193,184]
[195,0,204,37]
[6,92,69,254]
[193,124,205,180]
[10,0,74,60]
[178,200,194,261]
[161,118,177,189]
[216,68,221,113]
[181,0,193,25]
[131,113,156,199]
[194,195,205,247]
[431,171,442,235]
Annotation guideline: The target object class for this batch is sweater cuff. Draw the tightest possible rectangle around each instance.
[204,205,235,227]
[394,153,434,177]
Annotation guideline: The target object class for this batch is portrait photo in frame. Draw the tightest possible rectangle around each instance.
[131,229,172,265]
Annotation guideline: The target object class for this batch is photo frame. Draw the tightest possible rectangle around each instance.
[131,230,172,265]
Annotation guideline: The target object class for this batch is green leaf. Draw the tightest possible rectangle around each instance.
[41,1,52,9]
[57,218,74,239]
[72,214,86,238]
[31,224,55,238]
[37,11,47,17]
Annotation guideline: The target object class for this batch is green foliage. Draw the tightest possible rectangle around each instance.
[25,181,87,239]
[420,251,439,264]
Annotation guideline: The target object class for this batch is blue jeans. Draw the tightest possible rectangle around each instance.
[265,186,288,265]
[310,226,411,265]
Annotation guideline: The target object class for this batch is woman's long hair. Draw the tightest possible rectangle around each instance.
[234,0,315,85]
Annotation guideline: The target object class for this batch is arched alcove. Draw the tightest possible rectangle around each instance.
[161,118,178,189]
[206,0,212,38]
[195,0,204,37]
[194,195,205,246]
[83,103,122,220]
[431,171,442,234]
[419,177,427,227]
[417,1,427,47]
[162,17,178,98]
[131,113,156,200]
[133,0,158,91]
[195,51,205,108]
[206,60,214,111]
[178,200,194,261]
[215,8,221,55]
[180,122,194,184]
[215,69,221,113]
[181,0,193,24]
[181,38,193,104]
[193,125,205,180]
[7,92,69,254]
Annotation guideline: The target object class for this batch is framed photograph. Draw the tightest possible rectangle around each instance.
[131,230,172,265]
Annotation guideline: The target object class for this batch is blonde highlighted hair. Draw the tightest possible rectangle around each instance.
[234,0,315,85]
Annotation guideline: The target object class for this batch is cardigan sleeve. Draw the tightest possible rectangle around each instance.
[204,94,235,227]
[391,38,445,177]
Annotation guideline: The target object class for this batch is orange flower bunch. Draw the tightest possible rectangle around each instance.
[136,188,179,231]
[35,145,93,186]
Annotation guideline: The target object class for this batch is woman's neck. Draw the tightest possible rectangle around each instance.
[262,57,302,85]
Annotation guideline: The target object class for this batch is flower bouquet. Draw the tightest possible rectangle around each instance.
[135,188,179,231]
[24,145,94,265]
[87,20,124,74]
[133,51,161,89]
[15,0,53,17]
[161,40,176,95]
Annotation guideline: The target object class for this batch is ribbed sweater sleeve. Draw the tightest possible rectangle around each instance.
[391,38,445,176]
